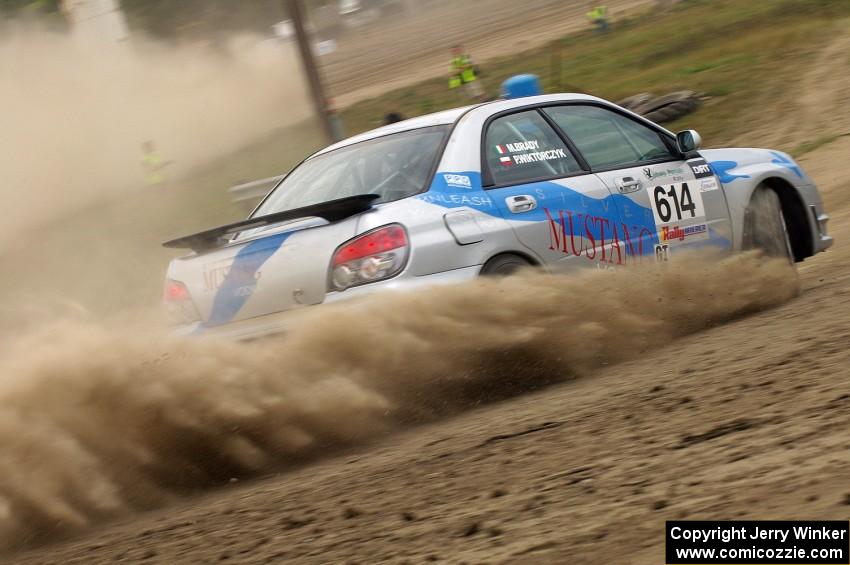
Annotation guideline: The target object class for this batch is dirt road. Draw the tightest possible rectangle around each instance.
[8,17,850,565]
[12,46,850,565]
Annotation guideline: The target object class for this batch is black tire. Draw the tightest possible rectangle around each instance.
[480,254,532,276]
[642,92,700,124]
[621,90,701,123]
[644,99,698,124]
[743,186,795,263]
[617,92,654,111]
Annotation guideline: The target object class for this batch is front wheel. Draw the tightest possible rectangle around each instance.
[743,186,794,263]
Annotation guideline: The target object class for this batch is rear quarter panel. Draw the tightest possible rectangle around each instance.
[362,187,526,276]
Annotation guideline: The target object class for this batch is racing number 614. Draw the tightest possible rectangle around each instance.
[653,183,697,223]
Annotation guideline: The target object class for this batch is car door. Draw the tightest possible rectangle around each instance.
[542,104,732,263]
[482,109,629,271]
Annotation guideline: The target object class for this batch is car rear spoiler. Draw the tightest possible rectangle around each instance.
[163,194,381,253]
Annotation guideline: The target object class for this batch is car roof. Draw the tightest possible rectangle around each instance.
[313,106,477,157]
[311,93,605,158]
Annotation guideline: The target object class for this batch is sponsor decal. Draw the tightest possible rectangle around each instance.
[699,178,720,192]
[206,231,294,326]
[660,223,708,242]
[419,192,494,207]
[424,171,697,258]
[443,173,472,188]
[204,262,231,292]
[544,208,656,266]
[687,158,714,179]
[203,259,262,293]
[643,166,685,180]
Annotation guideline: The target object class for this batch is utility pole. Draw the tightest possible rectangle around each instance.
[286,0,336,143]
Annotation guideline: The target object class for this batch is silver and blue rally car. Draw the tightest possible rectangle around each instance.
[163,93,832,339]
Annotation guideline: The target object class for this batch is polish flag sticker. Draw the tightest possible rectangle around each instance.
[499,156,512,166]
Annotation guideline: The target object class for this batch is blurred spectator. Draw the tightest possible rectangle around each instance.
[140,140,171,188]
[384,112,405,125]
[327,99,346,142]
[448,45,484,100]
[586,4,609,33]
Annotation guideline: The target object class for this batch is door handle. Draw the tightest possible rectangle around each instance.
[505,195,537,213]
[615,176,642,194]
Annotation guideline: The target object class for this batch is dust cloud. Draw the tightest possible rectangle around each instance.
[0,22,310,252]
[0,253,798,551]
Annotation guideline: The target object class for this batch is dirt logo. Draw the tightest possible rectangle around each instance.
[687,158,715,179]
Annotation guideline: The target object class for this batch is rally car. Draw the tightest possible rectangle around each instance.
[163,93,832,340]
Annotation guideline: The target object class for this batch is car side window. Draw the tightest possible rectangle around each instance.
[543,105,676,169]
[484,110,582,186]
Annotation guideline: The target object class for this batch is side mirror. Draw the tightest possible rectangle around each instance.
[676,129,702,154]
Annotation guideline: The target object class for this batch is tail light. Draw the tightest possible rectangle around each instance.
[163,279,201,325]
[329,224,409,291]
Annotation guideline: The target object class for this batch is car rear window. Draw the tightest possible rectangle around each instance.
[254,125,449,217]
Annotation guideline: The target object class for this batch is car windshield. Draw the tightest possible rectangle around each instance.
[253,125,449,217]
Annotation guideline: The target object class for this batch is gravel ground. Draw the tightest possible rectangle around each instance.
[11,17,850,565]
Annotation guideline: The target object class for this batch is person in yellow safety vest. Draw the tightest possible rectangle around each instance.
[586,4,609,33]
[140,140,171,188]
[448,45,484,100]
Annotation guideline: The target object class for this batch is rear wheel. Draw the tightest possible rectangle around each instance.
[480,253,533,276]
[743,186,794,263]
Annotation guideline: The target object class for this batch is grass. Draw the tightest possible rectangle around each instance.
[791,134,847,158]
[339,0,850,143]
[5,0,850,315]
[185,0,850,209]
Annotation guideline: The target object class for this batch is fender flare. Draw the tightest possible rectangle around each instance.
[718,166,816,261]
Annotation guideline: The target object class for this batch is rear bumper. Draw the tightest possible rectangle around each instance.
[174,265,482,341]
